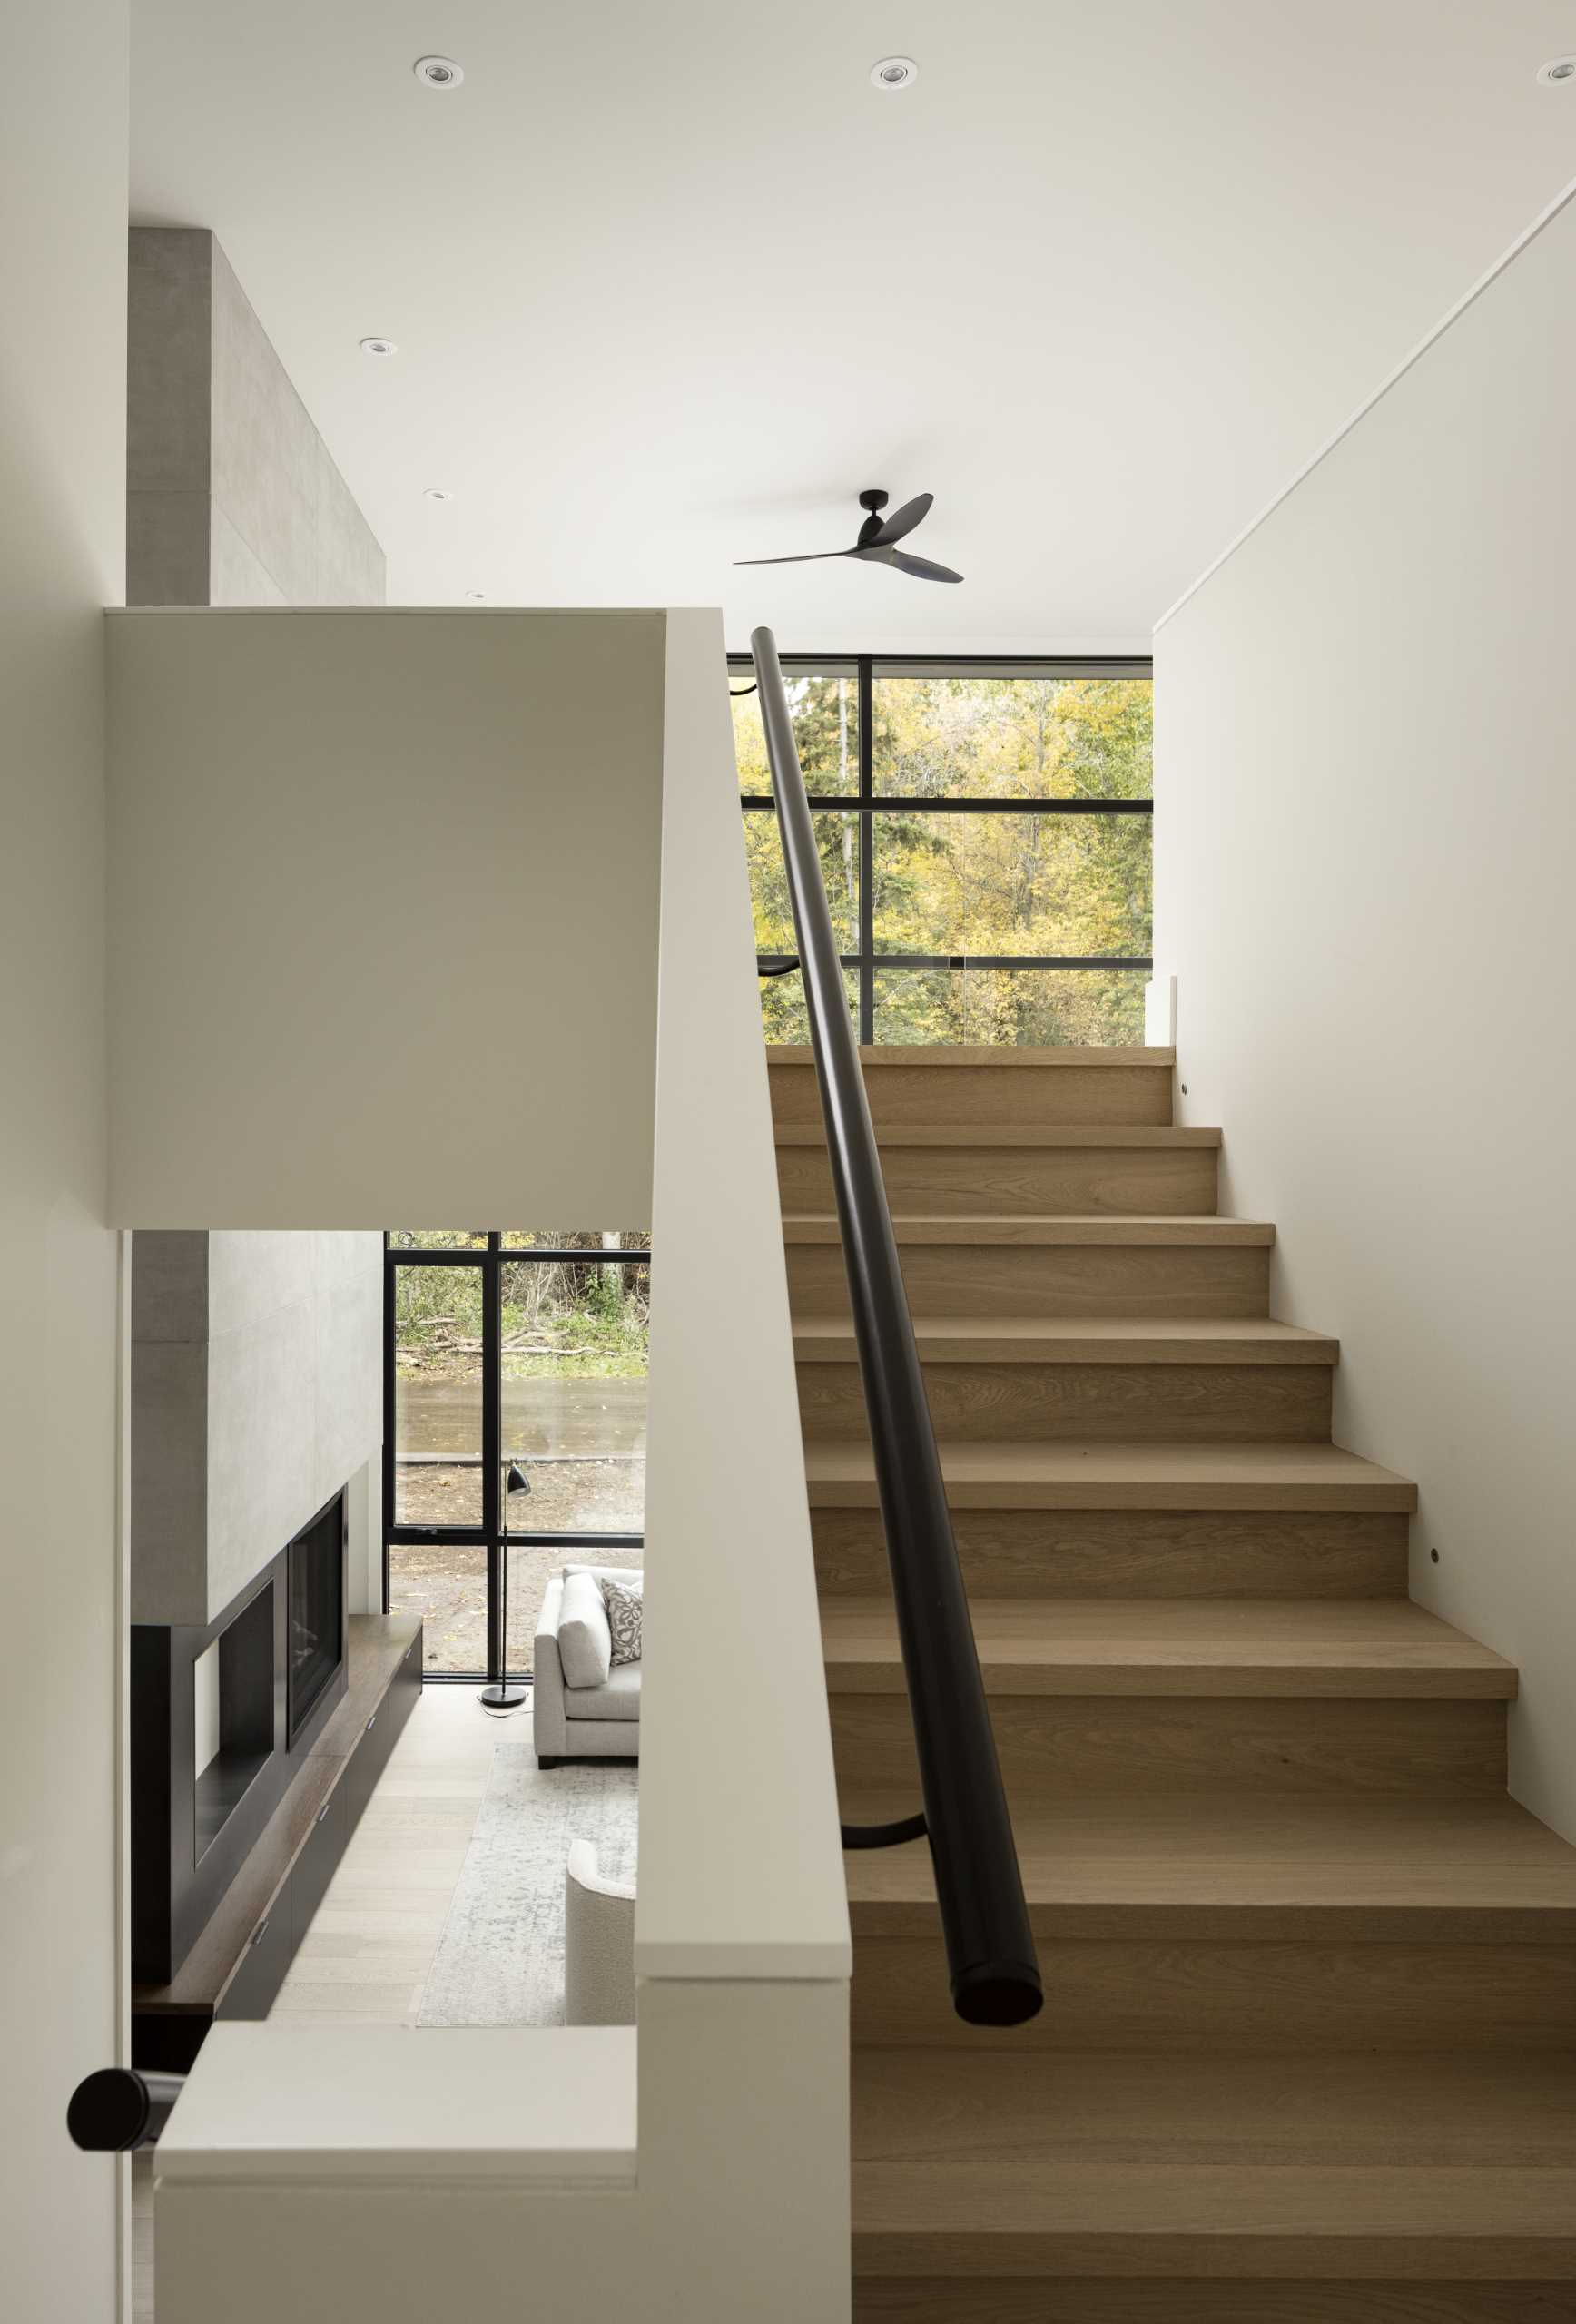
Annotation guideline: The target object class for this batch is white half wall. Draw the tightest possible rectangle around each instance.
[0,4,127,2317]
[150,611,851,2323]
[1154,184,1576,1837]
[106,607,665,1227]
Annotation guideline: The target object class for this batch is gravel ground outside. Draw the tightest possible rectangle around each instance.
[388,1457,645,1676]
[388,1370,645,1678]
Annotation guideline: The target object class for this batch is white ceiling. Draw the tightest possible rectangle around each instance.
[132,1,1576,649]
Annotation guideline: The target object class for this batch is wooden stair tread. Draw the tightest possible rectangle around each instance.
[773,1045,1177,1068]
[851,2050,1576,2273]
[794,1316,1335,1364]
[777,1040,1559,2299]
[839,1794,1576,1936]
[774,1124,1219,1147]
[782,1213,1270,1245]
[803,1439,1418,1511]
[822,1597,1514,1697]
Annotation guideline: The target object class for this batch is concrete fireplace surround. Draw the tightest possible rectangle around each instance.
[132,1231,381,1627]
[127,227,386,608]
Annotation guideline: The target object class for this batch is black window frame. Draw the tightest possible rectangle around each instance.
[382,1232,648,1683]
[732,651,1154,1044]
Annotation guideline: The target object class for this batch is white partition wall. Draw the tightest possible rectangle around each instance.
[1154,183,1576,1838]
[151,607,852,2319]
[0,8,128,2319]
[107,607,665,1227]
[635,608,852,2311]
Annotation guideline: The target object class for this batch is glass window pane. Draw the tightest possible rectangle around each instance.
[500,1540,645,1679]
[501,1229,651,1252]
[387,1229,488,1249]
[759,965,859,1046]
[499,1256,649,1533]
[388,1541,487,1675]
[733,668,860,795]
[872,812,1151,959]
[745,809,859,956]
[872,965,1148,1046]
[392,1263,484,1524]
[872,675,1153,800]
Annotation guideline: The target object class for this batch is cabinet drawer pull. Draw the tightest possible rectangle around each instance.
[249,1917,269,1950]
[365,1713,377,1733]
[316,1801,331,1827]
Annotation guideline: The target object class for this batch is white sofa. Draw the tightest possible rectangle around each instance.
[533,1565,642,1767]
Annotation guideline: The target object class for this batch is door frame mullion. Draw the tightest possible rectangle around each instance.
[482,1233,503,1681]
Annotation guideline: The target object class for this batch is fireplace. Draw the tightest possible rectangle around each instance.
[133,1485,350,1983]
[288,1492,346,1744]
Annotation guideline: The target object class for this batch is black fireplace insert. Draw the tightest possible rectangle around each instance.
[288,1492,346,1745]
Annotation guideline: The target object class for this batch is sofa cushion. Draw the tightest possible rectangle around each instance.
[566,1561,644,1591]
[557,1571,613,1689]
[602,1571,643,1667]
[564,1661,642,1722]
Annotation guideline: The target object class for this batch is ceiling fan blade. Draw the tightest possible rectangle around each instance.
[873,492,933,547]
[891,549,963,584]
[733,549,851,566]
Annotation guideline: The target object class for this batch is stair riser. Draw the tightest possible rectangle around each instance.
[849,1938,1576,2054]
[852,2280,1576,2321]
[812,1508,1411,1599]
[829,1694,1506,1797]
[786,1241,1270,1321]
[769,1060,1173,1130]
[798,1360,1333,1443]
[777,1142,1218,1216]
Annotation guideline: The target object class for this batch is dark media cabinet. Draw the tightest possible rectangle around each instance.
[133,1613,422,2071]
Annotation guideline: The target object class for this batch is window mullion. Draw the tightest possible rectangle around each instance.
[482,1243,501,1678]
[858,655,873,1043]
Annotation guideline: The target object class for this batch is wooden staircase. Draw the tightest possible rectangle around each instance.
[772,1043,1576,2323]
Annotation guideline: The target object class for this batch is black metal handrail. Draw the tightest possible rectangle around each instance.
[751,625,1041,2029]
[68,2068,186,2152]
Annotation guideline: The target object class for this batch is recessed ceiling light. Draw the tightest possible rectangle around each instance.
[870,55,919,92]
[414,55,464,89]
[464,591,486,601]
[423,487,454,503]
[360,336,397,358]
[1536,54,1576,84]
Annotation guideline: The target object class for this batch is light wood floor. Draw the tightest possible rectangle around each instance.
[132,1683,506,2320]
[272,1681,501,2025]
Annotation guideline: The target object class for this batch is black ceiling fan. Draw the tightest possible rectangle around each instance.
[735,487,962,584]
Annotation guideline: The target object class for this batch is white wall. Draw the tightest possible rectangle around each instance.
[342,1449,381,1618]
[0,4,127,2317]
[1155,185,1576,1837]
[107,608,664,1227]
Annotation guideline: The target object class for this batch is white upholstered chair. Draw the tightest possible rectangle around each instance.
[564,1838,637,2025]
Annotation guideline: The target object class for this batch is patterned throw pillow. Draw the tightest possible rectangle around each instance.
[601,1572,643,1667]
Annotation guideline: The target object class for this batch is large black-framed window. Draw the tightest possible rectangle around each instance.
[731,653,1153,1046]
[383,1232,648,1681]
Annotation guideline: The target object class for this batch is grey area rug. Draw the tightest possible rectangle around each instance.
[419,1709,638,2028]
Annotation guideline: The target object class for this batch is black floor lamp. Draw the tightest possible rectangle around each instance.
[479,1460,531,1712]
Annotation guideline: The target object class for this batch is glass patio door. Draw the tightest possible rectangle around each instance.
[384,1232,649,1679]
